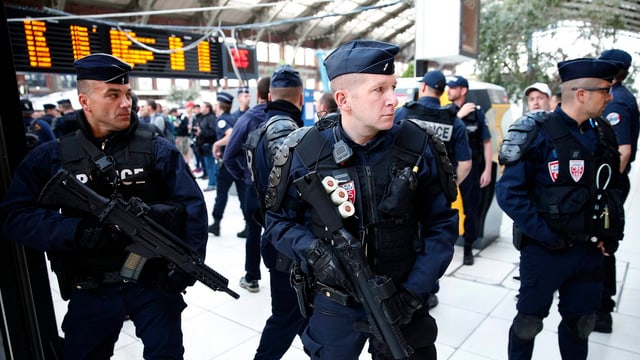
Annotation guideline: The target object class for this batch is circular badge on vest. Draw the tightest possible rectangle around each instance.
[606,112,621,126]
[217,119,227,128]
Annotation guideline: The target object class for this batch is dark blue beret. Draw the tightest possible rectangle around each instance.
[270,64,303,88]
[446,75,469,89]
[73,53,132,84]
[43,103,56,110]
[217,91,234,104]
[323,39,399,80]
[557,58,620,83]
[420,70,446,92]
[237,87,250,94]
[598,49,632,70]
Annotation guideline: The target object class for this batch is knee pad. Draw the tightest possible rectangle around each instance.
[512,313,543,341]
[562,314,596,340]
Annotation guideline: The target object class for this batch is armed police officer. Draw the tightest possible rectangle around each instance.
[263,39,458,360]
[594,48,638,333]
[243,65,309,359]
[446,75,493,265]
[496,58,626,360]
[0,53,209,359]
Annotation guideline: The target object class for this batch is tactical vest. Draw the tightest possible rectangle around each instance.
[402,101,457,159]
[53,123,164,283]
[270,120,455,284]
[534,113,625,241]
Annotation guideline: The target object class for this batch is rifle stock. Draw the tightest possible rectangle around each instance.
[294,172,412,359]
[39,170,240,299]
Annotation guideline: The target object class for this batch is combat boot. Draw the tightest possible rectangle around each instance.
[463,244,474,265]
[208,219,220,236]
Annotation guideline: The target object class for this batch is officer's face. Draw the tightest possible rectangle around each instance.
[344,73,398,135]
[80,80,132,136]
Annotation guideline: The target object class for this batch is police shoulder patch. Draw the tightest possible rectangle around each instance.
[606,112,621,126]
[217,119,227,128]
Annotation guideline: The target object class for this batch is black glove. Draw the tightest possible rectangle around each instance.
[305,240,350,290]
[157,268,196,294]
[386,288,424,326]
[601,238,620,255]
[74,221,128,251]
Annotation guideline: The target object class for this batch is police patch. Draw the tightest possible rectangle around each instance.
[548,160,559,182]
[606,112,621,126]
[217,119,227,128]
[339,180,356,204]
[570,160,585,182]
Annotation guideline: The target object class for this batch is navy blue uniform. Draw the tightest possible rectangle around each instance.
[264,120,458,359]
[0,113,208,358]
[497,110,623,359]
[459,106,491,246]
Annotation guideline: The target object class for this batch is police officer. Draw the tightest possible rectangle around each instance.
[263,39,458,360]
[447,75,493,265]
[52,98,79,138]
[595,48,639,333]
[395,70,472,186]
[209,92,247,240]
[0,53,208,359]
[233,86,251,119]
[244,65,308,359]
[39,103,58,125]
[496,57,625,360]
[21,98,55,150]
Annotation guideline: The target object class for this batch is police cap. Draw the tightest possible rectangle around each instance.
[237,87,250,94]
[57,99,72,106]
[73,53,132,84]
[20,98,34,113]
[270,65,303,88]
[323,39,399,80]
[598,49,632,70]
[420,70,446,92]
[217,91,234,105]
[446,75,469,89]
[557,58,620,83]
[43,103,56,110]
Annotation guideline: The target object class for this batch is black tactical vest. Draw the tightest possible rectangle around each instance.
[462,108,485,164]
[402,101,457,159]
[534,114,625,241]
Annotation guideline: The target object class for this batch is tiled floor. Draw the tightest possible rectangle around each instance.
[49,164,640,359]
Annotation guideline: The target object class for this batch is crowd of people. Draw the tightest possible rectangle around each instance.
[3,40,638,360]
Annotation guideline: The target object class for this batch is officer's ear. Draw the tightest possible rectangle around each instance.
[335,91,349,111]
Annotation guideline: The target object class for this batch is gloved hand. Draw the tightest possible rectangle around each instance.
[74,221,128,251]
[158,268,196,294]
[386,288,424,326]
[305,240,350,290]
[600,238,620,255]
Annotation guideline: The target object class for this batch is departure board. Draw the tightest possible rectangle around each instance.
[221,44,259,80]
[6,6,230,80]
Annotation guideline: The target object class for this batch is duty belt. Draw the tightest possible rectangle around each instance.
[315,281,353,306]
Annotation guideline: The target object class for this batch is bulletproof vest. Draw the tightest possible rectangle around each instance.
[534,113,625,241]
[461,108,485,164]
[284,121,448,283]
[402,101,457,159]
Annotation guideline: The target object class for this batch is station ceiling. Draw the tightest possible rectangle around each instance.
[5,0,640,63]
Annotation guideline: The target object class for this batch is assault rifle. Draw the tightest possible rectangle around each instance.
[294,172,412,359]
[38,170,240,299]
